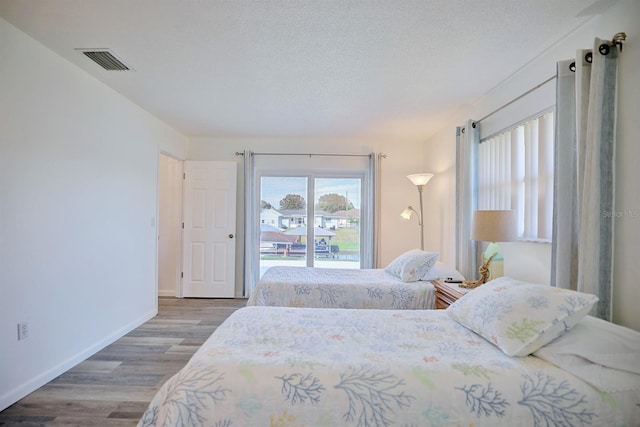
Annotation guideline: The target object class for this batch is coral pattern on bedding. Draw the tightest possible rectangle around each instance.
[247,266,435,309]
[139,307,639,427]
[447,277,599,356]
[384,249,438,282]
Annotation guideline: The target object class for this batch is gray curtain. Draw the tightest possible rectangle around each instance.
[551,59,579,290]
[455,120,479,279]
[366,153,383,268]
[551,38,619,320]
[242,150,259,297]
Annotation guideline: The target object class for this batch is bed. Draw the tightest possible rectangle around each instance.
[247,266,436,309]
[247,249,441,309]
[139,278,640,427]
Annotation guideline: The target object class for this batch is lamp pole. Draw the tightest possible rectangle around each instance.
[417,185,424,250]
[405,173,433,251]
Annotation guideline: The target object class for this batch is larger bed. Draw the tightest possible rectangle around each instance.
[139,278,640,427]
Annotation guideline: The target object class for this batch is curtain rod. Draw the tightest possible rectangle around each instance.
[475,75,556,126]
[235,152,384,158]
[475,31,625,127]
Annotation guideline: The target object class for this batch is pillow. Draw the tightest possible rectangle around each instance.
[446,277,598,356]
[534,315,640,392]
[385,249,438,282]
[421,261,465,281]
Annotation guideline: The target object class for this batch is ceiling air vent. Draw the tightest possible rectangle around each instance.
[76,49,132,71]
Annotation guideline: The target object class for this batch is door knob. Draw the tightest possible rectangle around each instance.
[228,234,234,239]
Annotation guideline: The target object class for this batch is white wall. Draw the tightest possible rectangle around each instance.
[0,17,187,410]
[422,0,640,330]
[187,137,429,295]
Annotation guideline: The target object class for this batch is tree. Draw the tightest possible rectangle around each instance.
[280,194,306,210]
[316,193,354,213]
[261,200,272,210]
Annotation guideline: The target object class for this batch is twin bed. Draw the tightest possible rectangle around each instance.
[247,249,446,310]
[247,266,436,309]
[138,253,640,427]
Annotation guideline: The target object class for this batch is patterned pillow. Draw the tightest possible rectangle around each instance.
[385,249,438,282]
[447,277,598,356]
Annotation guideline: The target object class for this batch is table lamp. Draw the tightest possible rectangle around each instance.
[461,209,516,288]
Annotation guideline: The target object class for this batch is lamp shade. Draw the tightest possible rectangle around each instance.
[400,207,414,220]
[471,210,517,242]
[407,173,434,186]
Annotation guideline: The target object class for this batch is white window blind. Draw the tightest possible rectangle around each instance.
[478,110,554,241]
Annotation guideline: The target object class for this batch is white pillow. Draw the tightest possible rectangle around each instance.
[385,249,438,282]
[447,277,598,356]
[421,261,464,281]
[534,315,640,392]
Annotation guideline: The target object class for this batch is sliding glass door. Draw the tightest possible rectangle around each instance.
[260,176,309,271]
[314,177,361,265]
[259,175,362,277]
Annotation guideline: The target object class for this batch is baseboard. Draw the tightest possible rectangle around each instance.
[0,308,157,412]
[158,289,176,297]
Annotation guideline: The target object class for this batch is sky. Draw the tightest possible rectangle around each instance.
[261,176,361,209]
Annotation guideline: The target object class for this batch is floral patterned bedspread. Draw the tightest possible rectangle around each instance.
[139,307,639,427]
[247,266,435,309]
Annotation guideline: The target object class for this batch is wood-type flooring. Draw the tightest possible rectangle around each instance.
[0,297,247,426]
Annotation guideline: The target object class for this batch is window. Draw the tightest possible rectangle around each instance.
[477,110,554,241]
[259,175,363,276]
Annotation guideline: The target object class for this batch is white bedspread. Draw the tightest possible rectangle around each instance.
[139,307,639,427]
[247,266,435,309]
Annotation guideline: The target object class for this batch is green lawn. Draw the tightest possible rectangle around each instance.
[329,227,359,251]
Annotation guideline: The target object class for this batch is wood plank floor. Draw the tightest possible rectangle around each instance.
[0,298,247,427]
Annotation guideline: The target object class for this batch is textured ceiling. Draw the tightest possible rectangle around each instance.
[0,0,614,140]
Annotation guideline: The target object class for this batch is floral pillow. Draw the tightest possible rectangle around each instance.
[447,277,598,356]
[385,249,438,282]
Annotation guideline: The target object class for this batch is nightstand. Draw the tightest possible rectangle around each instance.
[432,279,470,309]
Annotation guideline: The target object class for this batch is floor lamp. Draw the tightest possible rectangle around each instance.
[401,173,434,250]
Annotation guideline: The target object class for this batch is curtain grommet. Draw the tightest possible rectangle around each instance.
[585,51,593,63]
[599,43,610,56]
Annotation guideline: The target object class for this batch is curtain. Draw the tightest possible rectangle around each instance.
[242,150,258,297]
[368,153,383,268]
[551,59,579,290]
[455,120,479,279]
[551,38,619,320]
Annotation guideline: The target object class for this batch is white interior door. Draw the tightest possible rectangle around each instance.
[182,161,237,297]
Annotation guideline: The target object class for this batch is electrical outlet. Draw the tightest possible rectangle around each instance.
[17,322,29,341]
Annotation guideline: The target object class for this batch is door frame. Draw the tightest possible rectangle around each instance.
[157,151,184,297]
